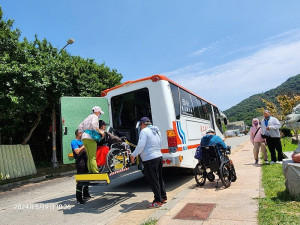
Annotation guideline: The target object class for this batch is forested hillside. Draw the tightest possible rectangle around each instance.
[224,74,300,125]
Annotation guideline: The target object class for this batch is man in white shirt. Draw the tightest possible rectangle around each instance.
[130,117,167,208]
[261,110,283,164]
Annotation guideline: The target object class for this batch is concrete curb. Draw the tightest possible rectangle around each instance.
[0,170,77,190]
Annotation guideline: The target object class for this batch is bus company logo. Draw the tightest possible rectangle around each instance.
[181,98,193,115]
[176,121,188,150]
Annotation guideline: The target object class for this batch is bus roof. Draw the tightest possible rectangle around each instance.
[101,74,217,107]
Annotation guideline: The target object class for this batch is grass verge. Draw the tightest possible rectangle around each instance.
[259,137,300,224]
[141,218,157,225]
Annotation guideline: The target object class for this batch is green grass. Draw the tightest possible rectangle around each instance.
[259,137,300,225]
[141,218,157,225]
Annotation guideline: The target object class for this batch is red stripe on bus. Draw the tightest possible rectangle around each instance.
[188,144,199,149]
[172,121,182,145]
[101,75,216,106]
[161,144,199,153]
[161,149,169,153]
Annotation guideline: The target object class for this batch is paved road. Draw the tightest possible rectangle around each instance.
[0,136,249,225]
[225,134,249,149]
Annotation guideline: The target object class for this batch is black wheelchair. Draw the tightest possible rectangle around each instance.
[194,145,237,188]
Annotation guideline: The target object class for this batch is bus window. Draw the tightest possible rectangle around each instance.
[190,95,201,118]
[200,100,210,120]
[179,88,194,117]
[111,88,151,144]
[170,84,180,119]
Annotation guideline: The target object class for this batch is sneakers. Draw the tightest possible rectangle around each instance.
[264,160,269,165]
[161,198,167,204]
[147,202,163,208]
[276,161,282,164]
[77,200,85,205]
[270,161,275,165]
[255,160,258,165]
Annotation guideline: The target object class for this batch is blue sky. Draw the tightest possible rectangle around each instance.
[2,0,300,110]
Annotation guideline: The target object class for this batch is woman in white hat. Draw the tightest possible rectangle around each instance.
[78,106,104,173]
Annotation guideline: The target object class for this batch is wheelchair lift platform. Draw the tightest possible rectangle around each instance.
[75,167,130,186]
[75,173,110,186]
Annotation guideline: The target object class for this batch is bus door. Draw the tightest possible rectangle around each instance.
[110,88,152,146]
[60,97,109,164]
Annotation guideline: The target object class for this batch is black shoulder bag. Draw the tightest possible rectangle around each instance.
[254,127,261,138]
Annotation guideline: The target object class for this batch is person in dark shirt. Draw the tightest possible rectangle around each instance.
[201,128,227,156]
[71,129,91,204]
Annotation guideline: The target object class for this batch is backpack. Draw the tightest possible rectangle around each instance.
[194,145,202,160]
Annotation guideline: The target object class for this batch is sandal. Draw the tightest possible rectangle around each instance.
[147,202,162,208]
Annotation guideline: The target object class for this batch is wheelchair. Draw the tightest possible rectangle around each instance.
[105,142,131,173]
[194,145,237,188]
[97,142,132,173]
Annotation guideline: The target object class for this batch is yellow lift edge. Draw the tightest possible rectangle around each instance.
[75,173,110,186]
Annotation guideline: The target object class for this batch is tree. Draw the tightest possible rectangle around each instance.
[257,94,300,139]
[0,6,123,151]
[257,94,300,122]
[277,95,300,118]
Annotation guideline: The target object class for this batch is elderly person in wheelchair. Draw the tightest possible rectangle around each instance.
[194,128,237,188]
[201,128,227,157]
[96,120,129,173]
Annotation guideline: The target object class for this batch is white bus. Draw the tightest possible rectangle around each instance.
[99,74,227,169]
[61,74,227,168]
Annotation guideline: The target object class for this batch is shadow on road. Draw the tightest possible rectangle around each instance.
[35,167,195,215]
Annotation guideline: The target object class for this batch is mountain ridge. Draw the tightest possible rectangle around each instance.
[224,74,300,125]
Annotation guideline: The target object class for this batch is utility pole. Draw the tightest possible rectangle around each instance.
[51,38,74,168]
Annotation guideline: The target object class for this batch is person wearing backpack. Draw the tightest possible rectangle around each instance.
[250,118,268,165]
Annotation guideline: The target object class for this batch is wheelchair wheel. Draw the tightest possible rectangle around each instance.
[106,148,126,173]
[194,163,206,186]
[230,165,237,182]
[220,162,231,188]
[98,165,105,173]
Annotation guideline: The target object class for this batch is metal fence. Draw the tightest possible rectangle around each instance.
[0,145,37,180]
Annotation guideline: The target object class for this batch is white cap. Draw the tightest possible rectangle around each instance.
[92,106,104,114]
[206,128,215,134]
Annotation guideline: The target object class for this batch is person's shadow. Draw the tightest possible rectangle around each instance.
[38,192,136,215]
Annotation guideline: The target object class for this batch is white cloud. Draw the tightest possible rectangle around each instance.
[191,48,208,56]
[164,30,300,111]
[191,37,230,56]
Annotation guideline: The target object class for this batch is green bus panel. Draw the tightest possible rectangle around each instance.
[60,97,109,164]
